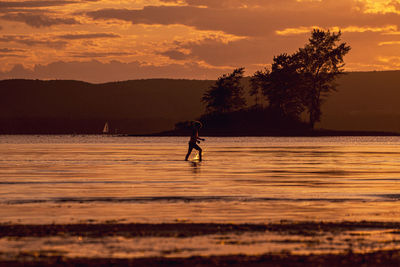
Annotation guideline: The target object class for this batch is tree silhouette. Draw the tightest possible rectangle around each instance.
[202,68,246,114]
[251,29,350,129]
[249,69,267,108]
[252,54,305,118]
[297,29,351,129]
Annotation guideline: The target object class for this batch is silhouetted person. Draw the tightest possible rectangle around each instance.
[185,121,205,161]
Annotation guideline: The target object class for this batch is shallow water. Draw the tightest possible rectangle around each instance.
[1,135,400,224]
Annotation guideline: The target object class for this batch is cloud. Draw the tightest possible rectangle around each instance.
[85,6,277,37]
[276,25,399,35]
[0,1,90,8]
[159,0,262,8]
[276,26,321,36]
[377,56,400,66]
[58,33,120,40]
[159,0,298,9]
[159,49,190,60]
[0,60,232,82]
[379,40,400,46]
[0,48,25,52]
[0,48,26,58]
[0,35,68,48]
[0,12,79,27]
[68,51,134,58]
[0,54,26,58]
[159,35,309,67]
[85,3,400,38]
[160,0,400,14]
[360,0,400,14]
[0,8,55,14]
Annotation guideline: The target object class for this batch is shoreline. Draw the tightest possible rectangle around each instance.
[1,129,400,137]
[132,128,400,137]
[2,221,400,237]
[142,130,400,137]
[4,250,400,267]
[0,130,400,137]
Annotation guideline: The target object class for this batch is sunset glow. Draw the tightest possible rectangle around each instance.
[1,0,400,82]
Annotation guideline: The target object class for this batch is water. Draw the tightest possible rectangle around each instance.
[1,135,400,224]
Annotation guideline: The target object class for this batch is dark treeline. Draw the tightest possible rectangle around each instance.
[176,29,351,135]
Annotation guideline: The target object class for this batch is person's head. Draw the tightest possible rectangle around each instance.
[192,121,202,129]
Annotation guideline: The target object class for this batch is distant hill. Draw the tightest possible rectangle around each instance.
[1,71,400,134]
[321,71,400,133]
[0,79,213,134]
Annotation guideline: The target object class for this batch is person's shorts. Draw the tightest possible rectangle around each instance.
[188,141,201,151]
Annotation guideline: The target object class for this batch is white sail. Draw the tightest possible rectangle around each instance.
[102,122,109,134]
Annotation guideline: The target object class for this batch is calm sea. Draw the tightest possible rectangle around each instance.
[1,135,400,224]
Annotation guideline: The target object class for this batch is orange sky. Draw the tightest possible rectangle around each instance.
[1,0,400,82]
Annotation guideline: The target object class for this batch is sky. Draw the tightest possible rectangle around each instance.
[0,0,400,82]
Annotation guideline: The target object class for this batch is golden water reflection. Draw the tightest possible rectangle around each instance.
[1,136,400,224]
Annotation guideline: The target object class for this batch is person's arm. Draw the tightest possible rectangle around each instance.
[195,130,205,142]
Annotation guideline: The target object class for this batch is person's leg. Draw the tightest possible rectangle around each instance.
[198,147,202,161]
[185,143,194,161]
[193,143,202,161]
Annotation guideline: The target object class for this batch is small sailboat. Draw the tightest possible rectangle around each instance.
[102,122,110,134]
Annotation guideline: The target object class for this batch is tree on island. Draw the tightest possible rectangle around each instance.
[251,29,351,129]
[298,29,351,128]
[249,69,266,108]
[251,53,305,118]
[202,68,246,114]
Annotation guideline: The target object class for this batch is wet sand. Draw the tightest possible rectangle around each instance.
[2,221,400,266]
[2,221,400,238]
[3,250,400,267]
